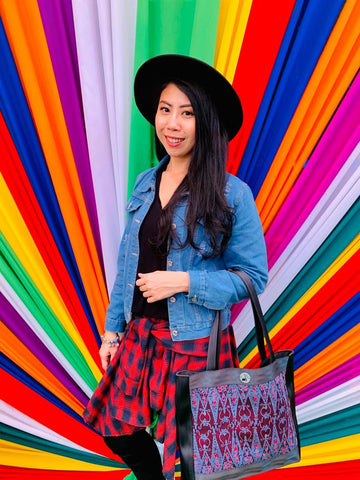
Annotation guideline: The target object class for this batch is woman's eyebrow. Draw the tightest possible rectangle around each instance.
[159,99,192,108]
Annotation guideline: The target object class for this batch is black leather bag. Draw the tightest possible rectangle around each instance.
[176,270,300,480]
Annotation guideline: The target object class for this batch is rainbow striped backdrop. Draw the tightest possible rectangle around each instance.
[0,0,359,479]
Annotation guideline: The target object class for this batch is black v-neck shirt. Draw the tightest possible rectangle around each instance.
[131,166,169,320]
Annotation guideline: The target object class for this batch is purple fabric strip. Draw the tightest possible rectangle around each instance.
[1,293,89,406]
[265,71,360,269]
[37,0,103,265]
[296,353,360,406]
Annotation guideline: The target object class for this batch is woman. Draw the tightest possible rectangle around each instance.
[84,55,268,480]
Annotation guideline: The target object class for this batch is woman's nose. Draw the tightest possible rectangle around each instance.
[167,112,180,129]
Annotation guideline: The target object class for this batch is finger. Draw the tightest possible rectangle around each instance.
[101,356,110,370]
[110,348,118,361]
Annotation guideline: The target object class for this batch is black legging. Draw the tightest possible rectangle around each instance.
[104,429,165,480]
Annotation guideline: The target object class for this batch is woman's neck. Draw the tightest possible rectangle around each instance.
[166,157,190,175]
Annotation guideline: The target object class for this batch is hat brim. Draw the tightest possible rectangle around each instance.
[134,55,243,140]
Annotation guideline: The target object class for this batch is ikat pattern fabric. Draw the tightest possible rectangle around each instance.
[191,370,298,474]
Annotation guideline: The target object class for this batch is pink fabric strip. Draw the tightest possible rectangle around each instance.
[265,71,360,269]
[295,354,360,405]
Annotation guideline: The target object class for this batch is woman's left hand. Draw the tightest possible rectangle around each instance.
[136,271,189,303]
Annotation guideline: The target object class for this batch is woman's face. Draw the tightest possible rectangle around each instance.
[155,83,196,164]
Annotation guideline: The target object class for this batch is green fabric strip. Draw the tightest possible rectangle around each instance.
[128,0,221,194]
[238,198,360,361]
[0,234,98,391]
[0,423,123,468]
[299,404,360,447]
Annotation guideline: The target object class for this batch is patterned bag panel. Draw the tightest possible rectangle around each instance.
[190,368,299,476]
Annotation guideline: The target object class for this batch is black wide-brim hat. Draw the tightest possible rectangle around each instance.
[134,54,243,140]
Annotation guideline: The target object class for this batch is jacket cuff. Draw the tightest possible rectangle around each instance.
[104,315,126,333]
[187,270,205,305]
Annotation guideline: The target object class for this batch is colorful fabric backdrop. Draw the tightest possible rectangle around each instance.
[0,0,359,478]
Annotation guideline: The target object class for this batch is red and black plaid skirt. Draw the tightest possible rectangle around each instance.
[83,316,239,479]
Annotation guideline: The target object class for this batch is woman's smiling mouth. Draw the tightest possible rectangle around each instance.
[165,136,185,146]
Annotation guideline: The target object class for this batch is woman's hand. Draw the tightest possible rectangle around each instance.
[136,271,189,303]
[99,332,125,370]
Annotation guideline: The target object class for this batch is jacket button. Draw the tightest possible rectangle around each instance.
[172,329,178,337]
[172,223,176,230]
[168,260,173,267]
[169,296,176,303]
[192,295,197,302]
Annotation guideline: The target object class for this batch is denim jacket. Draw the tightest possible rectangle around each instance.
[105,157,268,341]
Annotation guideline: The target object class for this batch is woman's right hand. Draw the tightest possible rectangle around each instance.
[99,332,124,370]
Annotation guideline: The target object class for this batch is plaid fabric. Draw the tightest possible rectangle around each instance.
[83,316,239,480]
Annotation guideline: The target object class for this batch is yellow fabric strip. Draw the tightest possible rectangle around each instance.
[4,435,357,471]
[294,323,360,391]
[0,440,122,471]
[0,0,108,328]
[285,435,360,467]
[0,175,101,382]
[215,0,253,82]
[240,235,359,367]
[255,0,360,229]
[0,323,85,415]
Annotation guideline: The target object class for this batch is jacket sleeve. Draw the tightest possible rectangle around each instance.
[187,181,268,310]
[104,228,128,333]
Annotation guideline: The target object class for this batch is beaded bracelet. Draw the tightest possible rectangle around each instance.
[101,334,119,348]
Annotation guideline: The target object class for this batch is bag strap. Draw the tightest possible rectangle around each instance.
[206,270,275,371]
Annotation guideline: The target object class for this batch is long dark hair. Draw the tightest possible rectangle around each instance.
[153,79,234,258]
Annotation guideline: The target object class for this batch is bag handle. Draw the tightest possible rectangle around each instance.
[207,270,275,371]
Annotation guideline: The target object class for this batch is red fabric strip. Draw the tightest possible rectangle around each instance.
[227,0,296,174]
[0,368,118,461]
[246,250,360,367]
[0,112,101,370]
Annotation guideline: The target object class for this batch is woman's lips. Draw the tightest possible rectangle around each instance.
[165,136,184,146]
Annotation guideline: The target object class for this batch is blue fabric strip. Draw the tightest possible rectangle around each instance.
[0,354,82,423]
[238,198,360,363]
[237,0,345,195]
[293,291,360,369]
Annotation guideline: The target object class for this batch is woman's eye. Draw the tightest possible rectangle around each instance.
[183,110,194,117]
[159,106,169,112]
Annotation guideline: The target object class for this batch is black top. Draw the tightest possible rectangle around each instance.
[131,166,169,319]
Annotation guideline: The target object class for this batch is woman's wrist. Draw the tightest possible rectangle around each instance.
[179,272,190,293]
[101,332,122,348]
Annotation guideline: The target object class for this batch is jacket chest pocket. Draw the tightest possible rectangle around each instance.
[126,195,144,214]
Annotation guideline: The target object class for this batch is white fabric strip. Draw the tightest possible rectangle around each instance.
[0,275,93,398]
[71,0,137,291]
[0,400,102,455]
[233,143,360,344]
[296,376,360,424]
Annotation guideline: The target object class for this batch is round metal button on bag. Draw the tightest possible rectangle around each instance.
[239,372,251,383]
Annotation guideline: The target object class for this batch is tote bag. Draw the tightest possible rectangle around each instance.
[175,271,300,480]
